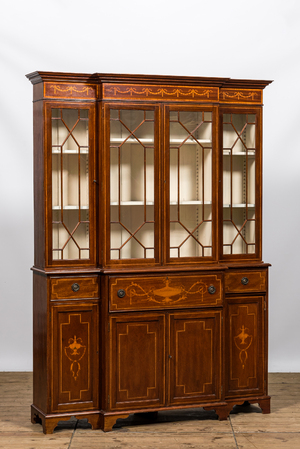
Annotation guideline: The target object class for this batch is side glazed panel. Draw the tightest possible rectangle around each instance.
[225,296,265,398]
[169,311,221,405]
[46,102,96,265]
[110,314,165,410]
[221,107,262,260]
[51,303,99,412]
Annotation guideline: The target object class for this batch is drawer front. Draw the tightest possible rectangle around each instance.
[109,274,222,311]
[50,276,99,300]
[224,271,267,294]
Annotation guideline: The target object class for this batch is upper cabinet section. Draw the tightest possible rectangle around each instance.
[27,72,271,269]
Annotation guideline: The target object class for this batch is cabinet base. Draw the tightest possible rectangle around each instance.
[32,396,271,434]
[31,405,101,434]
[226,395,271,414]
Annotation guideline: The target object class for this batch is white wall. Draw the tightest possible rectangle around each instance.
[1,0,299,371]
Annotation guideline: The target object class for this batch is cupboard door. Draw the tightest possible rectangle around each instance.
[169,310,221,405]
[105,104,160,265]
[221,107,262,260]
[165,105,217,263]
[51,303,99,412]
[225,296,265,398]
[110,313,165,410]
[48,103,96,265]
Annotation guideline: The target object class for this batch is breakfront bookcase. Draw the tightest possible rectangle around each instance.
[27,71,272,434]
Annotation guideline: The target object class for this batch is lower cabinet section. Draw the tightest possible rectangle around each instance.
[109,310,222,411]
[31,269,270,434]
[225,296,265,398]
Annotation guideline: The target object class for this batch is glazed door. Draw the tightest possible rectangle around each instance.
[48,103,96,265]
[51,302,99,413]
[109,313,165,410]
[168,310,221,405]
[221,108,262,260]
[225,296,265,398]
[104,104,160,265]
[164,105,217,264]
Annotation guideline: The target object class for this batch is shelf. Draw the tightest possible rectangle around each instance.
[52,205,89,210]
[223,204,255,208]
[110,138,212,145]
[110,138,154,145]
[170,138,212,145]
[223,150,255,156]
[170,201,212,206]
[111,201,154,206]
[52,149,89,154]
[110,201,212,206]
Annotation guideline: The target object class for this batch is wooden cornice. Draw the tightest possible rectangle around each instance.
[26,71,273,90]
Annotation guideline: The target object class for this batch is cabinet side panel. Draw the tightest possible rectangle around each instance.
[51,302,99,413]
[33,99,45,268]
[32,272,48,412]
[225,296,264,398]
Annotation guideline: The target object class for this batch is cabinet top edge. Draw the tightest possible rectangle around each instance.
[26,71,273,90]
[31,262,271,276]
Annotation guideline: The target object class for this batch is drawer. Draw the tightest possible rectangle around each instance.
[50,276,99,300]
[224,270,267,293]
[109,274,222,311]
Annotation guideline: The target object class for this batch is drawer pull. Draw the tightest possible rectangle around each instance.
[241,277,249,285]
[71,283,80,292]
[117,289,126,298]
[208,285,216,294]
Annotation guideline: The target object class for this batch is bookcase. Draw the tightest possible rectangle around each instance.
[27,71,272,433]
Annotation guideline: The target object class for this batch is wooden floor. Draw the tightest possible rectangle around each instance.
[1,373,300,448]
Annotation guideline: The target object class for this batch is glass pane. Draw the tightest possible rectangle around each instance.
[51,108,90,261]
[110,108,155,260]
[222,113,256,255]
[169,110,213,258]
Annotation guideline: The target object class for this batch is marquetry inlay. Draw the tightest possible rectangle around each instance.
[103,83,219,102]
[234,325,253,369]
[110,275,222,311]
[44,82,97,99]
[64,335,87,380]
[220,88,262,104]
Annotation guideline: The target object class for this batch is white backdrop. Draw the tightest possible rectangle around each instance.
[1,0,299,371]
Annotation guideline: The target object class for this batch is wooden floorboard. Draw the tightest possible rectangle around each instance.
[0,373,299,448]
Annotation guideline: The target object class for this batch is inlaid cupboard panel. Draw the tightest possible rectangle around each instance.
[225,296,265,398]
[109,313,165,410]
[51,303,99,412]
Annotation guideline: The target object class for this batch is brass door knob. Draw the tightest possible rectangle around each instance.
[208,285,216,294]
[117,289,126,298]
[71,283,80,292]
[241,277,249,285]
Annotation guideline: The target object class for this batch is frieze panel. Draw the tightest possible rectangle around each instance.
[103,83,219,102]
[44,82,97,99]
[220,88,262,104]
